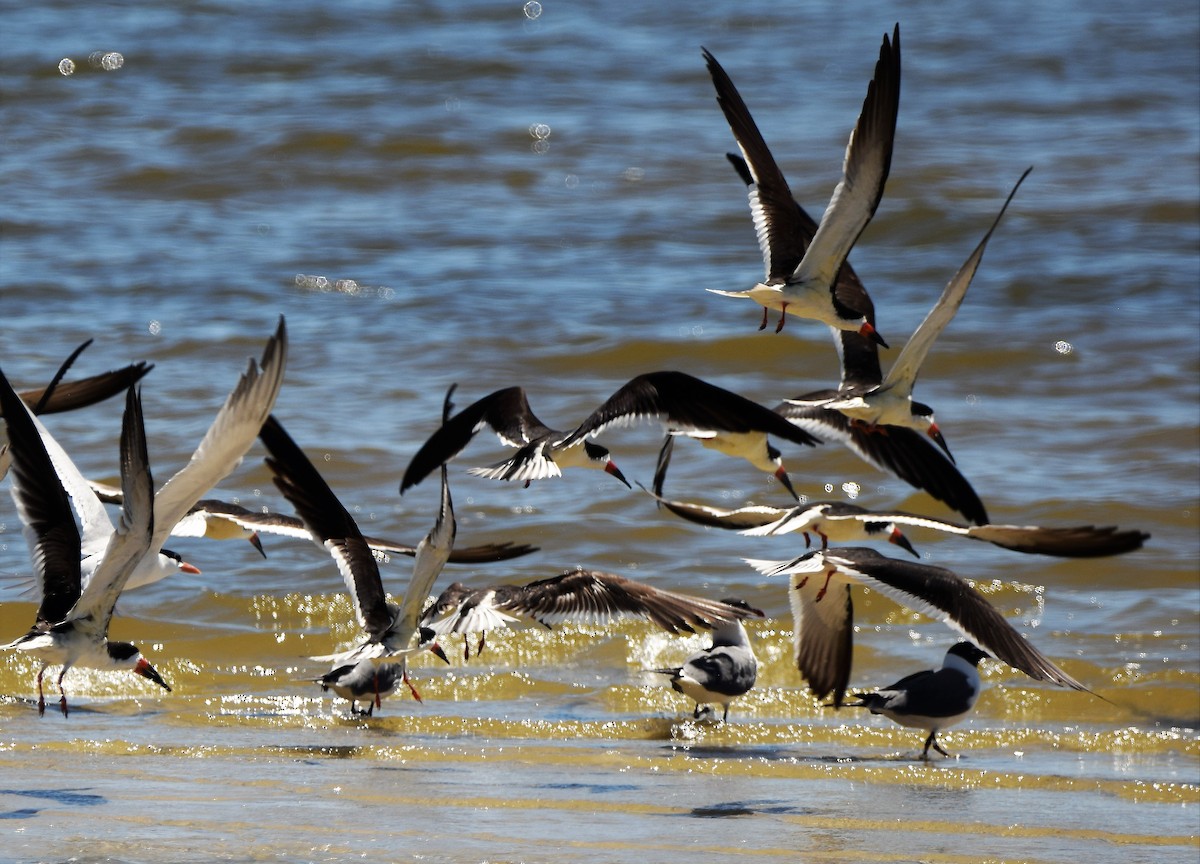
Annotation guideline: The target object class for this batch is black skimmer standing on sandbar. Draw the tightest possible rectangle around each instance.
[0,374,170,716]
[400,385,629,491]
[704,25,899,340]
[813,167,1033,458]
[652,599,761,722]
[744,547,1090,706]
[419,568,763,662]
[849,641,989,759]
[259,403,456,707]
[559,371,821,500]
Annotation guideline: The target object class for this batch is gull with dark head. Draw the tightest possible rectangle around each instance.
[313,659,404,717]
[653,599,761,722]
[849,641,990,759]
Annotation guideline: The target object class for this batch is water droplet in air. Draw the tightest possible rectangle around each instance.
[529,123,551,140]
[87,51,124,71]
[58,58,76,76]
[523,1,543,20]
[148,320,162,336]
[1054,340,1073,355]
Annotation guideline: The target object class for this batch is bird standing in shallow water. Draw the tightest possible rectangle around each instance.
[849,641,989,759]
[314,659,403,717]
[654,600,761,722]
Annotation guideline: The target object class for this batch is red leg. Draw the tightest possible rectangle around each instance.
[36,669,46,717]
[803,532,812,549]
[402,667,423,703]
[815,568,836,602]
[817,530,829,549]
[757,307,768,331]
[774,303,788,333]
[56,668,69,717]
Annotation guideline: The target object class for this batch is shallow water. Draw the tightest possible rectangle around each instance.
[1,1,1198,862]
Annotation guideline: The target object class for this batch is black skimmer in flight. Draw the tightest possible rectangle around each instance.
[704,25,899,339]
[744,547,1090,706]
[419,568,763,662]
[1,339,153,483]
[88,486,538,565]
[400,385,629,491]
[259,406,456,702]
[22,409,202,594]
[652,599,760,722]
[815,167,1033,457]
[0,375,170,716]
[776,388,990,524]
[643,489,1148,558]
[559,371,821,500]
[15,338,153,417]
[313,658,403,717]
[849,641,989,759]
[740,501,1148,557]
[118,317,287,590]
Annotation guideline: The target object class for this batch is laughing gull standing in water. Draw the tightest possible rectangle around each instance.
[400,384,629,491]
[705,25,900,339]
[745,547,1090,707]
[653,600,761,722]
[0,375,170,716]
[312,659,403,717]
[849,641,989,759]
[559,371,820,500]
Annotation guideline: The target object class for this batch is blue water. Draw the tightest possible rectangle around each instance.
[1,2,1197,861]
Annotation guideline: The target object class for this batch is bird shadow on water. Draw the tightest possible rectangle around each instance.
[683,799,806,819]
[0,787,106,820]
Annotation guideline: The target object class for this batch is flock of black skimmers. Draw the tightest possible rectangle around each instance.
[1,24,1149,758]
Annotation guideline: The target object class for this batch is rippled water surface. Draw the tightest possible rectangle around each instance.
[1,1,1197,862]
